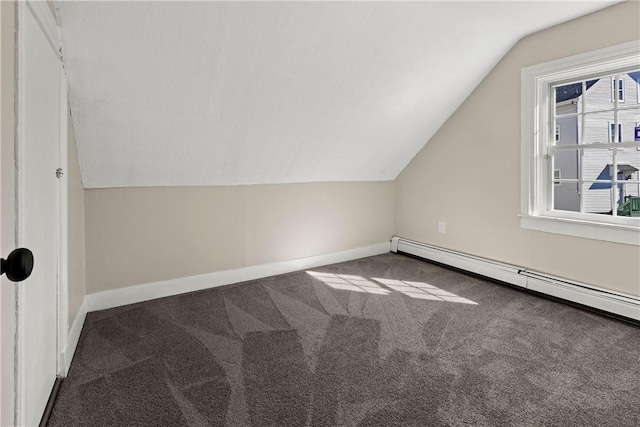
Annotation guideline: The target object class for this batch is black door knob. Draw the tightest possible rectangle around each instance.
[1,248,34,282]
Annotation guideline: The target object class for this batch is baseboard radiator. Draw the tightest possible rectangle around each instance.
[391,236,640,322]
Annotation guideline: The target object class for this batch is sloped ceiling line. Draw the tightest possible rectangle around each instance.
[56,1,619,188]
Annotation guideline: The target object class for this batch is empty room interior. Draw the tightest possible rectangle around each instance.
[1,1,640,426]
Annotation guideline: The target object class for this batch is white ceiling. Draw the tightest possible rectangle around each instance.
[56,1,618,188]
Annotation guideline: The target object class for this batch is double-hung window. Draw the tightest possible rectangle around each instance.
[521,41,640,246]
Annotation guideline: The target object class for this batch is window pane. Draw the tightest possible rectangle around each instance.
[582,78,605,113]
[617,182,640,217]
[617,145,640,180]
[616,148,640,215]
[553,149,580,212]
[618,107,640,142]
[583,180,613,215]
[581,150,613,214]
[582,148,612,181]
[555,82,585,108]
[583,111,615,144]
[554,149,580,180]
[554,114,578,146]
[554,180,581,212]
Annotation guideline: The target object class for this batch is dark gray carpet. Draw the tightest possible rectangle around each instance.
[48,253,640,426]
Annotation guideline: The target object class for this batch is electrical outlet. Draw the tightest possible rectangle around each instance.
[438,221,446,234]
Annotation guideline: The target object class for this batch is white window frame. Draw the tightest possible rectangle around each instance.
[608,122,622,143]
[521,40,640,246]
[611,76,625,103]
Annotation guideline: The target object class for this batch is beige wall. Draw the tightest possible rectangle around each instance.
[85,182,394,293]
[1,2,15,425]
[67,110,86,329]
[396,1,640,297]
[82,3,639,297]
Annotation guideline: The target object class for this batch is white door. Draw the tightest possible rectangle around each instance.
[16,4,62,426]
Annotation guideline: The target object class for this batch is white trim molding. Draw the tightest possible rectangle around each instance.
[87,242,391,312]
[61,299,86,375]
[521,40,640,246]
[57,63,69,378]
[393,237,527,288]
[520,214,640,246]
[392,236,640,322]
[522,270,640,322]
[25,1,61,59]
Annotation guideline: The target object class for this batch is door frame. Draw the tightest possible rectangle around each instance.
[0,2,17,426]
[15,1,68,424]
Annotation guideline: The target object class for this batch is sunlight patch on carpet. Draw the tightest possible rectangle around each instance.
[372,278,477,305]
[306,272,391,295]
[306,271,476,305]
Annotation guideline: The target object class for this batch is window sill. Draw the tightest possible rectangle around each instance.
[520,214,640,246]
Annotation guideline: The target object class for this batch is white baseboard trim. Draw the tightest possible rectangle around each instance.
[87,242,391,313]
[520,270,640,321]
[392,236,640,322]
[392,236,527,288]
[62,298,87,375]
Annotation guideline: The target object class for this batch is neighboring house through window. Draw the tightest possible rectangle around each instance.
[521,41,640,246]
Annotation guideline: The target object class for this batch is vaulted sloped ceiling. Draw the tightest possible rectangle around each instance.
[56,1,618,188]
